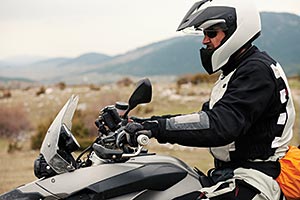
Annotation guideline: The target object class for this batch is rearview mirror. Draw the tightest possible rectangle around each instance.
[123,78,152,118]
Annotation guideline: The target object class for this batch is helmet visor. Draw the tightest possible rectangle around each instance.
[182,22,228,38]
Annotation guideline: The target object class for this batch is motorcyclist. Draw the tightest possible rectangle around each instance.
[125,0,295,199]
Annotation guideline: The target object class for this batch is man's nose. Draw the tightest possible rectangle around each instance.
[202,35,210,45]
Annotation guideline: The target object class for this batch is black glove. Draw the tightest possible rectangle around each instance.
[131,114,180,123]
[124,121,160,146]
[130,116,151,123]
[201,101,210,111]
[150,114,180,120]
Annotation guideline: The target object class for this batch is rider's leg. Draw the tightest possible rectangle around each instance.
[198,168,281,200]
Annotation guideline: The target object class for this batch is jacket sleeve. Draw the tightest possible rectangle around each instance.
[155,62,277,147]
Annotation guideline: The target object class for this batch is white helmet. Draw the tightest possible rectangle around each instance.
[177,0,261,74]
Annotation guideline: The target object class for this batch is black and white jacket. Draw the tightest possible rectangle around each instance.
[156,45,295,174]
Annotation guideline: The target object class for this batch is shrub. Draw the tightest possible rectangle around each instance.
[176,75,191,87]
[72,111,89,138]
[56,82,66,90]
[176,73,219,87]
[72,110,94,149]
[31,119,52,150]
[1,90,12,98]
[117,77,133,87]
[36,86,46,96]
[135,105,154,115]
[7,141,23,153]
[0,105,32,138]
[89,84,101,91]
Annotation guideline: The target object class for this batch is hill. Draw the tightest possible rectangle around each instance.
[0,12,299,84]
[86,12,300,78]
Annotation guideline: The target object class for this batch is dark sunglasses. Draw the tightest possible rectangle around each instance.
[203,29,218,38]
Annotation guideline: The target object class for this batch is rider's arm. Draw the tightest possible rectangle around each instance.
[154,62,277,147]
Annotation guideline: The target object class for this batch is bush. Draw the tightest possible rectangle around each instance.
[31,119,52,150]
[0,105,32,138]
[36,86,46,96]
[72,111,89,138]
[176,75,191,86]
[176,73,219,87]
[117,77,133,87]
[135,105,154,115]
[7,141,23,153]
[72,110,94,149]
[0,90,12,99]
[56,82,66,90]
[89,84,101,91]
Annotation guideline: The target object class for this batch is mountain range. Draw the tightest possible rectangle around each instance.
[1,12,300,84]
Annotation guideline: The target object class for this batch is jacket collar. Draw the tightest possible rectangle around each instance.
[221,45,258,76]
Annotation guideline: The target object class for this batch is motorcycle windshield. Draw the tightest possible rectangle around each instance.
[40,95,79,174]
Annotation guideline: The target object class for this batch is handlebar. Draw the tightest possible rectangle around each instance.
[116,130,150,148]
[121,132,149,158]
[136,134,150,146]
[93,130,150,160]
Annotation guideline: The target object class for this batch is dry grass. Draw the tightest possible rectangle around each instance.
[0,139,37,193]
[0,151,37,193]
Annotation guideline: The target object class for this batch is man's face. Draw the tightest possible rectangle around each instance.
[202,27,226,50]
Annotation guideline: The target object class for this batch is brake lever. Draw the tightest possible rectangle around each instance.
[116,130,126,149]
[101,133,116,144]
[122,135,149,158]
[119,131,150,158]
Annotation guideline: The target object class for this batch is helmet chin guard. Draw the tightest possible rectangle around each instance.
[200,48,214,75]
[177,0,261,74]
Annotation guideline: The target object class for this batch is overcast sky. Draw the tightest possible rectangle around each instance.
[0,0,299,60]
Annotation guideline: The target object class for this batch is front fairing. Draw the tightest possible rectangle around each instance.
[40,95,79,174]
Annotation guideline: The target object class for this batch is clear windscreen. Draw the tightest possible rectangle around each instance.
[40,95,79,174]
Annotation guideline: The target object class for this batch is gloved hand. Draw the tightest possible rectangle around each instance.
[130,116,150,123]
[150,114,181,120]
[201,101,210,111]
[130,114,180,123]
[124,121,160,146]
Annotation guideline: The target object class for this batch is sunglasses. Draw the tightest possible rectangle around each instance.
[203,29,218,38]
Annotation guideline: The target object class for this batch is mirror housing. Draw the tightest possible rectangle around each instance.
[123,78,152,118]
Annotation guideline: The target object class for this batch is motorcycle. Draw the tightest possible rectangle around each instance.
[0,78,205,200]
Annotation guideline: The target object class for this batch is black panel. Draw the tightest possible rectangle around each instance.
[0,189,44,200]
[67,163,187,199]
[172,191,201,200]
[64,188,96,200]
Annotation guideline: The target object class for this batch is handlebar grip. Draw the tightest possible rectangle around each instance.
[137,134,149,146]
